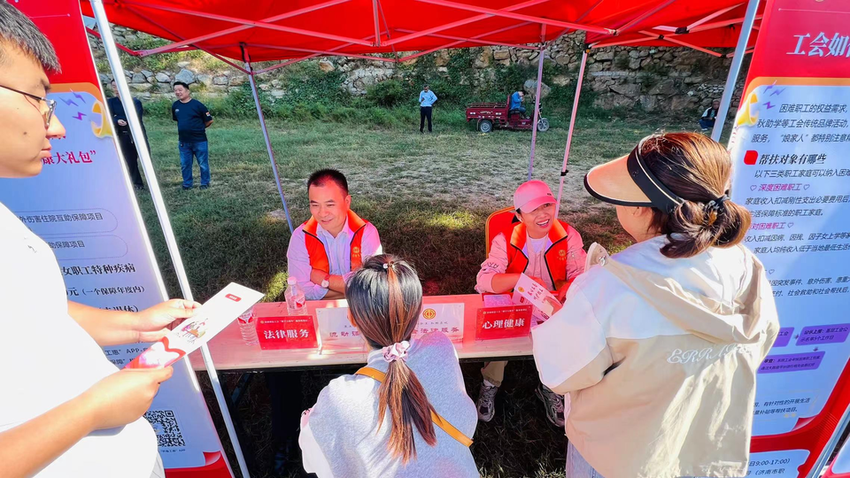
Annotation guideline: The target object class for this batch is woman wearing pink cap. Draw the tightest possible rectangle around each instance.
[474,180,587,427]
[533,133,779,477]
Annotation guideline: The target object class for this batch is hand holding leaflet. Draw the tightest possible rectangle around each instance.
[126,283,263,369]
[512,273,558,319]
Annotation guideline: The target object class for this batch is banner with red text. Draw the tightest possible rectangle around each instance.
[0,1,232,476]
[727,0,850,476]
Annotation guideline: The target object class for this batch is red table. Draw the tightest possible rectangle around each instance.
[189,294,533,371]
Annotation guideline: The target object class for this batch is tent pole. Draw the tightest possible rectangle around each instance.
[88,2,252,478]
[555,49,587,218]
[242,47,294,233]
[711,0,760,142]
[528,43,546,180]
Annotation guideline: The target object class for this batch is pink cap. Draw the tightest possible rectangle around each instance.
[514,180,555,212]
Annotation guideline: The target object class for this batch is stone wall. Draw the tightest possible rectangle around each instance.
[91,26,745,112]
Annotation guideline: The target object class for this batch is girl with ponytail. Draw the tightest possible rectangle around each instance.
[533,133,780,478]
[299,254,479,477]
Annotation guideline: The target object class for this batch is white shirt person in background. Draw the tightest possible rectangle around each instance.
[418,84,438,133]
[0,5,198,477]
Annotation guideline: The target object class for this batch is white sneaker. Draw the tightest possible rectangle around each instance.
[536,385,566,428]
[476,381,499,422]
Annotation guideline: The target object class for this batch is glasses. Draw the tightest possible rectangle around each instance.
[0,84,57,127]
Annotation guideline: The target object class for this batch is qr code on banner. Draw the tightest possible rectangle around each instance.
[144,410,186,448]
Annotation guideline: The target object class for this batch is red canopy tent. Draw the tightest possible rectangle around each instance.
[84,1,761,475]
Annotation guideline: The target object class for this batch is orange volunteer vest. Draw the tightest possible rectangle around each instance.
[505,220,573,288]
[302,210,369,273]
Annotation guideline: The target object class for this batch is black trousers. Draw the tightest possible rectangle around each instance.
[420,106,433,132]
[266,371,304,448]
[117,133,144,187]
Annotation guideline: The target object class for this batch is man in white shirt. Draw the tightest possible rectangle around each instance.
[418,84,437,133]
[0,5,197,477]
[286,169,382,300]
[270,168,382,475]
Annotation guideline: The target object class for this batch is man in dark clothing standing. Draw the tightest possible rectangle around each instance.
[171,81,213,190]
[108,80,146,189]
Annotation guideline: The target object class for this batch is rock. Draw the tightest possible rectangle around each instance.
[197,74,212,87]
[271,79,282,88]
[474,47,492,68]
[628,58,642,69]
[141,70,153,79]
[259,83,271,91]
[493,49,510,60]
[523,79,551,99]
[174,68,195,84]
[437,66,448,73]
[555,55,570,66]
[177,61,191,68]
[129,83,152,92]
[135,91,151,100]
[271,89,285,98]
[596,51,614,61]
[662,52,675,62]
[155,72,170,83]
[641,58,652,68]
[610,83,641,98]
[639,95,657,111]
[131,72,146,84]
[318,60,335,72]
[593,93,634,109]
[552,75,570,87]
[670,95,692,111]
[638,50,649,58]
[648,78,676,96]
[435,50,450,67]
[213,76,228,86]
[228,75,246,86]
[629,50,640,59]
[155,83,173,93]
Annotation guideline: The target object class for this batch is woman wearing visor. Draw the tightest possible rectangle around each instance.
[532,133,779,478]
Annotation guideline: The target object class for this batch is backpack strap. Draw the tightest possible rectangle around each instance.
[355,367,473,447]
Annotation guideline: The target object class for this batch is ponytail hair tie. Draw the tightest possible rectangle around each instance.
[705,194,729,213]
[382,341,410,363]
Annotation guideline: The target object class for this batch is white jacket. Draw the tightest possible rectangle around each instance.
[533,236,780,478]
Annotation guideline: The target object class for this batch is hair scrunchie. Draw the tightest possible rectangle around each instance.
[382,341,410,363]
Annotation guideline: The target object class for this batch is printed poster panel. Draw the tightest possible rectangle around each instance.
[727,0,850,475]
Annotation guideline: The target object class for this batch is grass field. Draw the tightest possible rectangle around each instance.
[135,110,707,478]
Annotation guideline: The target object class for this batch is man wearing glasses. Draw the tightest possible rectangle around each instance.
[0,3,199,477]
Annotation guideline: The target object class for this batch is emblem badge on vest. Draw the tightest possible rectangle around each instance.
[558,249,567,261]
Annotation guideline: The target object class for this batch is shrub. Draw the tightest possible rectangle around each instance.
[366,79,406,107]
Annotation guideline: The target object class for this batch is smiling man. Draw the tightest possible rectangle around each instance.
[286,169,382,300]
[473,179,587,428]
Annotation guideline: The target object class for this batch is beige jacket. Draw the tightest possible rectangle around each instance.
[532,237,780,478]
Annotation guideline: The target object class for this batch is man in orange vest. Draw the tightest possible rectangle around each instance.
[474,180,587,427]
[271,169,382,475]
[286,169,382,300]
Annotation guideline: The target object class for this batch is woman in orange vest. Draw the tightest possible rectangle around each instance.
[474,180,587,427]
